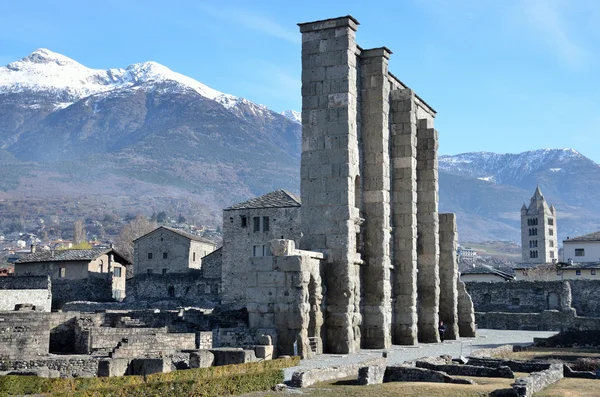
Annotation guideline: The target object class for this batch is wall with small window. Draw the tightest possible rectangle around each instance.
[221,204,302,303]
[563,240,600,263]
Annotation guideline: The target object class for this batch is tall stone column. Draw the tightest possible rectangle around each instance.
[457,281,476,337]
[389,88,418,345]
[438,213,459,340]
[298,16,362,354]
[359,47,392,349]
[416,119,440,343]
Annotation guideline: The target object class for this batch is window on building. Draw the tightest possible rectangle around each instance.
[550,240,554,247]
[576,269,581,276]
[529,240,538,248]
[548,218,554,226]
[253,245,265,257]
[575,249,585,257]
[253,217,260,232]
[148,253,153,260]
[99,264,103,273]
[193,252,196,262]
[528,228,538,236]
[550,251,555,258]
[549,229,554,236]
[527,218,538,226]
[163,252,168,259]
[147,269,153,275]
[530,250,538,259]
[162,269,167,275]
[592,269,597,276]
[241,216,247,228]
[114,267,122,277]
[59,268,66,278]
[263,216,270,232]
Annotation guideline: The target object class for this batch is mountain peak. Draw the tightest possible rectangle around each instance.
[281,110,301,124]
[16,48,80,67]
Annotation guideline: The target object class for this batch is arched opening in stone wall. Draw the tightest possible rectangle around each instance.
[548,292,559,310]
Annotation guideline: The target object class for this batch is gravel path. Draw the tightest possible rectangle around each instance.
[283,329,556,380]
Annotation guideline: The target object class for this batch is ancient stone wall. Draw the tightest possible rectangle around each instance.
[0,275,51,312]
[221,206,301,304]
[0,312,50,359]
[247,251,323,358]
[201,247,222,279]
[475,310,600,331]
[466,280,600,317]
[125,271,220,307]
[0,356,101,378]
[52,276,114,310]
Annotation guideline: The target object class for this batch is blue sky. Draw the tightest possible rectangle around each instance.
[1,0,599,162]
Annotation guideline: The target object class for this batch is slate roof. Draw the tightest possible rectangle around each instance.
[15,248,131,265]
[461,264,514,280]
[564,231,600,243]
[133,226,216,245]
[226,190,301,210]
[558,262,600,270]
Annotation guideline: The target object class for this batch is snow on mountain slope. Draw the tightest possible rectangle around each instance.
[0,48,227,104]
[281,110,301,124]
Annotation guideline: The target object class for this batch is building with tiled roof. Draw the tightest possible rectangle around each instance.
[225,190,301,210]
[460,264,514,282]
[133,226,217,276]
[221,190,303,302]
[14,246,130,300]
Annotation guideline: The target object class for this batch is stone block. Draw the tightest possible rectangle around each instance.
[98,358,130,377]
[255,345,274,360]
[129,358,171,376]
[189,350,214,368]
[358,364,386,385]
[210,348,257,366]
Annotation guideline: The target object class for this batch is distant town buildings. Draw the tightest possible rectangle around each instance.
[457,246,477,263]
[460,264,514,282]
[563,231,600,263]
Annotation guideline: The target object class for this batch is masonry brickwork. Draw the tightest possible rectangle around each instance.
[0,275,52,312]
[297,15,472,353]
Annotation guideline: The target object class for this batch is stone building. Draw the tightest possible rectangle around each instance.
[133,226,216,276]
[520,186,558,263]
[15,247,129,301]
[220,189,302,304]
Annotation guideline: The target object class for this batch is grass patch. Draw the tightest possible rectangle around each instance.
[0,357,299,397]
[248,375,525,397]
[492,347,600,362]
[534,378,600,397]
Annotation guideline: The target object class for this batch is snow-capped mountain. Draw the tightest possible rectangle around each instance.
[439,149,597,186]
[281,110,301,124]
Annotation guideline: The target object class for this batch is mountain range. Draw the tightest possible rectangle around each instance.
[1,49,599,243]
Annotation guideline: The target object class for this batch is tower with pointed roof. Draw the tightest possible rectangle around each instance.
[520,186,558,263]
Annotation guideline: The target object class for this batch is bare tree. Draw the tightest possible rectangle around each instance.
[115,215,157,266]
[73,219,86,245]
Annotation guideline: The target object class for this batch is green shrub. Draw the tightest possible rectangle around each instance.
[0,357,298,396]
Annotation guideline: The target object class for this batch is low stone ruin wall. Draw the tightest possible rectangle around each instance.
[475,310,600,331]
[383,366,474,384]
[466,357,550,373]
[0,276,52,312]
[466,280,600,318]
[0,356,101,378]
[290,358,386,388]
[512,364,563,397]
[0,312,51,359]
[415,361,514,378]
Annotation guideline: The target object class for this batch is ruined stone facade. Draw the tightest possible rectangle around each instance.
[520,186,558,264]
[297,16,472,353]
[220,190,302,304]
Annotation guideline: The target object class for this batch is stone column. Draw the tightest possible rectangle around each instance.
[457,281,476,337]
[438,213,459,340]
[416,119,440,343]
[389,88,418,345]
[359,47,392,349]
[298,16,362,354]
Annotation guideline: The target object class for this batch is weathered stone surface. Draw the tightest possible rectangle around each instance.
[189,350,215,368]
[416,361,514,378]
[291,358,386,388]
[457,280,477,337]
[438,213,459,340]
[255,345,274,360]
[383,365,474,384]
[129,358,171,375]
[512,364,563,397]
[0,276,52,312]
[210,348,257,366]
[358,364,386,385]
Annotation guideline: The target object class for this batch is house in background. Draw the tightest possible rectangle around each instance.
[14,246,130,300]
[513,261,600,281]
[563,231,600,263]
[460,264,514,282]
[133,226,216,276]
